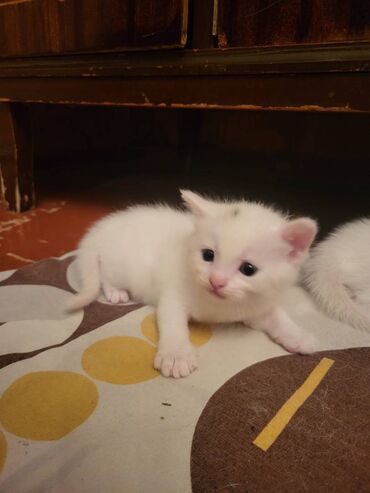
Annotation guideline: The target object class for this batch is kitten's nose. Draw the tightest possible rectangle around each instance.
[209,275,227,290]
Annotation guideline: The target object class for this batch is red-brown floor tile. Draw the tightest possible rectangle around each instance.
[0,198,112,270]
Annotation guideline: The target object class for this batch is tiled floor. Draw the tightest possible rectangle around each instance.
[1,151,370,271]
[0,198,108,270]
[0,156,186,270]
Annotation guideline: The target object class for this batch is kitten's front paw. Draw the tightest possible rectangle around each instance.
[154,345,198,378]
[102,284,130,304]
[278,331,316,355]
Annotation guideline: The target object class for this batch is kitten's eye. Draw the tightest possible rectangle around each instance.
[202,249,215,262]
[239,262,257,276]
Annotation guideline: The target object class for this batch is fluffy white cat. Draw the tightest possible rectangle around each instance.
[304,217,370,332]
[69,190,317,377]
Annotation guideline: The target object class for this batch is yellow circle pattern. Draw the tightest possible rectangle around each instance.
[141,313,213,347]
[0,431,6,473]
[0,312,213,476]
[0,372,98,441]
[82,336,159,384]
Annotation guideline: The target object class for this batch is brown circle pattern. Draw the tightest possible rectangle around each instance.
[191,348,370,493]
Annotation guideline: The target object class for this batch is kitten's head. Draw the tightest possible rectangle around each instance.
[181,190,317,303]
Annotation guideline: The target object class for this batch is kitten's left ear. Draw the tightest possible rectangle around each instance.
[281,218,318,259]
[180,190,215,217]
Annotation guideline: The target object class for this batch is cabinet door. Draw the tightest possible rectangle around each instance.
[217,0,370,48]
[0,0,188,57]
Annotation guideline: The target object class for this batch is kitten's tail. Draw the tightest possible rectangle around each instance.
[67,249,101,311]
[304,267,370,333]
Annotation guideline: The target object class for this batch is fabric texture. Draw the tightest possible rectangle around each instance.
[0,254,369,492]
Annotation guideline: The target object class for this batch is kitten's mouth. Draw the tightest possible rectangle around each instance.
[208,288,226,299]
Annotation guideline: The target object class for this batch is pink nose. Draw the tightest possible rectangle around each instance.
[209,276,227,290]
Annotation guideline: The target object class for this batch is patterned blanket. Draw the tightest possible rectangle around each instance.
[0,254,369,492]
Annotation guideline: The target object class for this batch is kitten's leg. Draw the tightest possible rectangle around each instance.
[154,293,197,378]
[102,281,130,304]
[250,307,316,354]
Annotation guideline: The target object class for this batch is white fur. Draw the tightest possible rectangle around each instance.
[69,190,317,377]
[304,218,370,332]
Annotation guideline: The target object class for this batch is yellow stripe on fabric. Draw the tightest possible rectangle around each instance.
[253,357,334,452]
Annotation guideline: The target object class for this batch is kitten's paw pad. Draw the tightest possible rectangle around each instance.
[154,347,198,378]
[103,285,130,304]
[281,332,316,355]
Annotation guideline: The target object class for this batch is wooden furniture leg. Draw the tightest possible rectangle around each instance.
[0,103,34,211]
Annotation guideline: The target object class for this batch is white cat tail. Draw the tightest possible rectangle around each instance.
[304,262,370,333]
[67,249,101,311]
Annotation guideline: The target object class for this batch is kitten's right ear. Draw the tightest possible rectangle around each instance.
[281,217,318,260]
[180,190,214,217]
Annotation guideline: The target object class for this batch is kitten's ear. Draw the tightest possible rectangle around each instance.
[281,218,318,259]
[180,190,214,217]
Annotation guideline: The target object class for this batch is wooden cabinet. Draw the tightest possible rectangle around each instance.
[0,0,188,57]
[0,0,369,212]
[217,0,370,48]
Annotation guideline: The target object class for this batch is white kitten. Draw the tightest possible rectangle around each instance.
[69,190,317,378]
[304,218,370,332]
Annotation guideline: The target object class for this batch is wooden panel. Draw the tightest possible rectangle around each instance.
[0,43,369,112]
[0,72,369,112]
[1,43,370,78]
[218,0,370,48]
[0,0,188,57]
[189,0,215,49]
[0,103,34,211]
